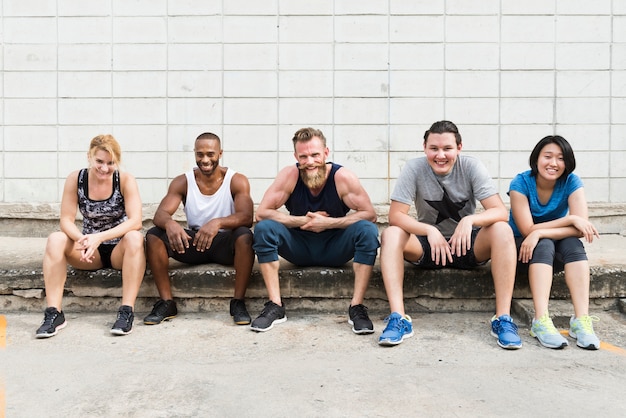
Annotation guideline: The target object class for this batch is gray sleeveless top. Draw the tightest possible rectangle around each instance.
[77,168,127,245]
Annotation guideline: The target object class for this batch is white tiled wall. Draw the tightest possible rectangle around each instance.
[1,0,625,205]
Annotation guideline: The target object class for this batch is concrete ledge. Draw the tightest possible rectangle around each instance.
[2,258,625,315]
[1,233,625,316]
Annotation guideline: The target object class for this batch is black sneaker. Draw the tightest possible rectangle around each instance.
[110,305,134,335]
[250,301,287,332]
[143,299,178,325]
[35,307,67,339]
[230,298,251,325]
[348,304,374,334]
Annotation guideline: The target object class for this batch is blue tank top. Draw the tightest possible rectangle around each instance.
[77,168,127,245]
[285,162,350,218]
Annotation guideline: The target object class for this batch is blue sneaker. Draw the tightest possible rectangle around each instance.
[490,314,522,350]
[378,312,414,346]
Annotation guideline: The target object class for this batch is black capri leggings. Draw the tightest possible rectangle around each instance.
[515,236,588,273]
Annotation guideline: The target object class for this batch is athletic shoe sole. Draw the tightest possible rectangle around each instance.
[575,341,600,350]
[569,331,600,350]
[348,319,374,335]
[490,330,522,350]
[143,314,177,325]
[378,330,414,346]
[110,328,133,336]
[250,316,287,332]
[530,330,568,349]
[35,321,67,339]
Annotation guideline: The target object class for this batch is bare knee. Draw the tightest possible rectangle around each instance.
[484,222,514,244]
[121,230,145,253]
[381,225,407,247]
[476,221,515,260]
[45,231,71,257]
[234,231,254,263]
[146,233,163,252]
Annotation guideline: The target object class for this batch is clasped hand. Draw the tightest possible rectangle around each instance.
[76,233,102,263]
[571,215,600,243]
[300,211,330,233]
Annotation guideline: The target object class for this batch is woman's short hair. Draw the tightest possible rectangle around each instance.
[529,135,576,178]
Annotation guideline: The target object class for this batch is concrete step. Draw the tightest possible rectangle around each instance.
[2,235,625,316]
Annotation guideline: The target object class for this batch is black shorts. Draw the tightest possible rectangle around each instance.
[98,243,116,269]
[410,228,486,270]
[146,226,252,266]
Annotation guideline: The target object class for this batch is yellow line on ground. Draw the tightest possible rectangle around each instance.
[0,315,6,349]
[599,341,626,356]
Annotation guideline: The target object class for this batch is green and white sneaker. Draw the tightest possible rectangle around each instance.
[530,312,568,349]
[569,315,600,350]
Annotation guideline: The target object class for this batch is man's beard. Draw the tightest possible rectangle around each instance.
[299,163,327,189]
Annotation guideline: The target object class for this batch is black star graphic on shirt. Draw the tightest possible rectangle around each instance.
[425,188,468,225]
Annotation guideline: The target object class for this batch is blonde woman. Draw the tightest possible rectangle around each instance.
[36,135,145,338]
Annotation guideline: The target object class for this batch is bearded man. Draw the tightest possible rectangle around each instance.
[250,127,380,334]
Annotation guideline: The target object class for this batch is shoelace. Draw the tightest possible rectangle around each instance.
[536,314,559,333]
[385,315,405,332]
[575,315,599,334]
[153,300,170,316]
[351,305,369,321]
[497,317,518,334]
[231,300,247,315]
[41,311,58,326]
[116,309,132,323]
[261,302,281,317]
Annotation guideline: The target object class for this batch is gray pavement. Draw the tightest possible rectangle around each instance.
[1,308,626,417]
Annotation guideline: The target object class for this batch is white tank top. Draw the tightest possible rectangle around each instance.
[184,168,236,230]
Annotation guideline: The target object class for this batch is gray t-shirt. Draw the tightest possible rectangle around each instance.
[391,154,497,239]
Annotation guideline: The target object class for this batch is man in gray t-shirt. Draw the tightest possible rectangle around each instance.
[378,120,522,350]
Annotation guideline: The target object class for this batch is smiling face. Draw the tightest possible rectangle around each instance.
[89,149,116,180]
[423,132,462,176]
[194,138,222,177]
[294,135,329,189]
[536,142,565,183]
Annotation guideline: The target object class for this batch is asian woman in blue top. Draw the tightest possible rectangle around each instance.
[508,135,601,350]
